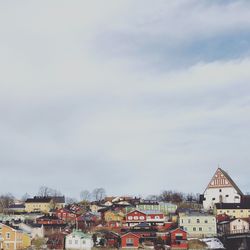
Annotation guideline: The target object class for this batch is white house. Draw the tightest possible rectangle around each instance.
[18,223,44,239]
[65,230,93,250]
[202,168,243,210]
[179,212,217,238]
[230,218,249,234]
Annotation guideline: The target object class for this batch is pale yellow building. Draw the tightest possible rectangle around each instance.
[104,211,125,222]
[0,223,31,250]
[25,196,65,213]
[215,203,250,218]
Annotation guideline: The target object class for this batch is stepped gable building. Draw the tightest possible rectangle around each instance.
[202,168,243,210]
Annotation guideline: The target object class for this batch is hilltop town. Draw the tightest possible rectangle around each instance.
[0,168,249,250]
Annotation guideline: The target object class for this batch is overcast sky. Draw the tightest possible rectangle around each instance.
[1,0,250,199]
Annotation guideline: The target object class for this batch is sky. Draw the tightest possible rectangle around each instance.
[1,0,250,200]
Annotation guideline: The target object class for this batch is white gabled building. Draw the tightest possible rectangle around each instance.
[65,230,93,250]
[202,168,243,210]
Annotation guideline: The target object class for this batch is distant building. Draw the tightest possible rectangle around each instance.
[126,209,165,227]
[121,232,140,249]
[170,228,188,249]
[65,230,93,250]
[25,196,65,213]
[202,168,243,210]
[179,212,217,238]
[230,218,249,234]
[132,200,177,215]
[214,202,250,218]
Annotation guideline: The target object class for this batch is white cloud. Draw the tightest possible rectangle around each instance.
[0,1,250,197]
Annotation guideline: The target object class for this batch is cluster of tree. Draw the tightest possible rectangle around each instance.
[80,188,106,202]
[0,193,15,213]
[37,186,62,197]
[147,190,200,204]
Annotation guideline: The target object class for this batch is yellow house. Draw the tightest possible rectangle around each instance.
[25,196,65,213]
[215,203,250,218]
[104,211,125,222]
[22,232,31,249]
[0,223,28,250]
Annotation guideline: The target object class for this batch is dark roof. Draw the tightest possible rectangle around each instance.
[37,215,60,220]
[138,200,159,205]
[8,204,25,209]
[219,168,243,196]
[215,202,250,209]
[25,196,65,203]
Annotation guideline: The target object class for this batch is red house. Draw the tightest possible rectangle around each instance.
[121,232,140,248]
[126,210,164,227]
[126,210,147,226]
[55,208,77,223]
[170,228,188,249]
[36,215,65,225]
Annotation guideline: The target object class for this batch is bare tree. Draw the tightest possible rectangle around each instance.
[80,190,91,201]
[160,190,184,204]
[0,193,15,213]
[37,186,61,197]
[21,192,30,202]
[92,188,106,201]
[66,197,77,204]
[146,195,160,201]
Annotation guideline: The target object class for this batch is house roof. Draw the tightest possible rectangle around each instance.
[67,229,92,239]
[215,202,250,209]
[25,196,65,203]
[121,232,140,238]
[219,168,243,196]
[204,168,243,196]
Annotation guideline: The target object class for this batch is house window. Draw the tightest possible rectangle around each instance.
[199,227,202,231]
[75,240,78,244]
[155,216,160,219]
[188,219,191,223]
[212,198,216,201]
[6,243,10,249]
[128,216,133,220]
[225,195,229,197]
[134,216,138,220]
[6,233,10,239]
[139,216,144,220]
[197,219,200,223]
[69,240,72,244]
[204,220,208,223]
[219,189,222,192]
[126,238,134,247]
[193,227,196,231]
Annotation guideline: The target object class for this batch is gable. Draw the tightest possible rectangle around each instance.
[127,210,146,217]
[205,168,243,195]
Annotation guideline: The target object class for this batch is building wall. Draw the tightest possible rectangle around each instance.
[104,211,124,222]
[215,208,250,218]
[65,234,93,250]
[0,224,23,250]
[121,233,139,248]
[25,202,52,213]
[179,215,217,238]
[203,187,241,210]
[135,203,177,215]
[230,219,249,234]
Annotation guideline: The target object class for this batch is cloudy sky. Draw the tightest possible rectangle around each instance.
[1,0,250,199]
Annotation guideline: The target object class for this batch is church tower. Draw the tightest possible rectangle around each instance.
[203,168,243,210]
